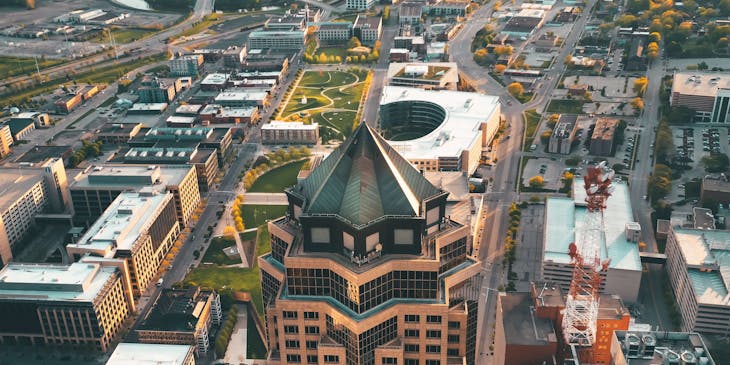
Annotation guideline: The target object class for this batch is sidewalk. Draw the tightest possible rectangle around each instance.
[223,303,248,365]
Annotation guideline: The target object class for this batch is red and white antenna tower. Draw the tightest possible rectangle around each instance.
[562,161,614,350]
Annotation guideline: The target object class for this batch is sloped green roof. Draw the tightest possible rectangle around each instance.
[292,124,441,225]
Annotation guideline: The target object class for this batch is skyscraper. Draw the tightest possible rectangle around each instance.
[259,124,482,365]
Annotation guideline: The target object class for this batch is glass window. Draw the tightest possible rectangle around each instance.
[283,311,297,319]
[284,325,299,334]
[447,348,459,356]
[405,360,419,365]
[448,321,461,329]
[426,315,442,324]
[324,355,339,363]
[382,358,398,364]
[285,340,300,348]
[426,345,441,353]
[304,311,319,320]
[405,344,419,352]
[447,334,460,343]
[306,341,317,349]
[307,355,318,364]
[426,330,441,338]
[405,315,420,323]
[405,329,420,337]
[286,354,301,363]
[305,326,320,334]
[426,360,441,365]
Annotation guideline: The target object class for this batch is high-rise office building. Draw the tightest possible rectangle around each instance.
[0,158,71,265]
[67,190,180,299]
[259,125,482,365]
[0,262,130,351]
[69,164,200,228]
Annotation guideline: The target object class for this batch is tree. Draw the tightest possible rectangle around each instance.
[647,164,672,203]
[507,82,524,97]
[547,113,560,128]
[318,53,328,64]
[494,64,507,74]
[649,31,662,42]
[223,226,237,238]
[630,97,644,110]
[697,61,709,70]
[383,5,391,21]
[347,37,362,49]
[633,77,648,96]
[528,175,545,189]
[701,153,730,172]
[494,45,513,55]
[646,41,660,60]
[473,48,489,65]
[540,130,552,143]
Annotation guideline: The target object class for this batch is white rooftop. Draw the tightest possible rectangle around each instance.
[672,72,730,97]
[70,164,192,189]
[0,262,116,302]
[67,191,171,253]
[544,181,642,272]
[166,116,196,124]
[379,86,500,160]
[129,103,168,111]
[214,90,268,102]
[174,104,202,114]
[671,228,730,305]
[106,343,193,365]
[262,120,319,130]
[201,73,229,85]
[200,104,258,118]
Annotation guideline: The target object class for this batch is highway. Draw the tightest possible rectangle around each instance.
[0,0,215,90]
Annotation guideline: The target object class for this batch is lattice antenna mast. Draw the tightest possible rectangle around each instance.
[562,162,614,348]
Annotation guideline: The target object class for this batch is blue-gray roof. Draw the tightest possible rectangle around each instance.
[292,124,441,225]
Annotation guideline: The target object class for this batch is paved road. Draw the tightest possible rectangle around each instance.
[362,18,398,126]
[629,51,671,329]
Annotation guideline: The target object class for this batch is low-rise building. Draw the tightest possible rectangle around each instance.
[69,164,201,227]
[14,145,73,166]
[626,38,647,71]
[199,104,260,125]
[261,120,319,144]
[119,148,218,192]
[200,73,230,91]
[175,104,204,117]
[316,22,353,44]
[67,190,180,298]
[223,45,248,69]
[265,14,306,30]
[670,72,730,123]
[128,127,232,166]
[389,48,411,62]
[138,76,180,104]
[128,103,168,114]
[135,287,222,355]
[214,90,270,108]
[97,122,143,144]
[248,30,305,50]
[54,85,99,114]
[425,1,469,17]
[535,32,559,51]
[589,117,618,156]
[503,9,545,37]
[400,3,423,24]
[169,54,204,77]
[106,343,196,365]
[542,181,642,302]
[610,331,716,365]
[0,262,130,351]
[386,62,459,90]
[701,176,730,205]
[4,117,35,141]
[353,15,382,45]
[548,114,578,154]
[347,0,376,10]
[10,112,51,128]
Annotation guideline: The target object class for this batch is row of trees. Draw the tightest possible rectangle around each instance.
[70,140,103,167]
[2,0,35,9]
[214,306,239,357]
[230,195,245,232]
[504,202,528,292]
[242,146,312,190]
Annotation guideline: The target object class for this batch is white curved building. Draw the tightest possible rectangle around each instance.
[378,86,501,174]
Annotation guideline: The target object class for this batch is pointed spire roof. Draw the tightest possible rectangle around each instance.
[291,123,442,226]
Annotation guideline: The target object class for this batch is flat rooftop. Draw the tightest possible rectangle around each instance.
[98,122,142,136]
[0,168,45,213]
[379,86,500,160]
[702,177,730,193]
[544,182,642,272]
[106,343,193,365]
[70,164,191,189]
[201,73,229,85]
[592,117,618,141]
[499,292,557,346]
[613,331,716,365]
[200,104,258,118]
[175,104,203,115]
[0,262,115,302]
[67,191,171,253]
[15,145,72,163]
[354,15,381,29]
[215,90,269,102]
[262,120,318,130]
[388,62,458,81]
[138,287,213,332]
[671,227,730,305]
[672,72,730,97]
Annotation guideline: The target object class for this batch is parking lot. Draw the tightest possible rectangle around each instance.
[522,157,564,190]
[672,126,730,164]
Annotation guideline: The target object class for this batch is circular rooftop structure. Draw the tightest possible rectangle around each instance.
[379,100,447,141]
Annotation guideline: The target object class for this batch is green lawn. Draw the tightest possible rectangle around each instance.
[240,205,287,228]
[316,111,358,140]
[0,56,65,79]
[91,28,154,44]
[299,70,358,87]
[179,14,223,37]
[248,160,305,193]
[183,225,271,317]
[546,99,585,114]
[201,236,242,265]
[523,109,541,150]
[283,92,328,115]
